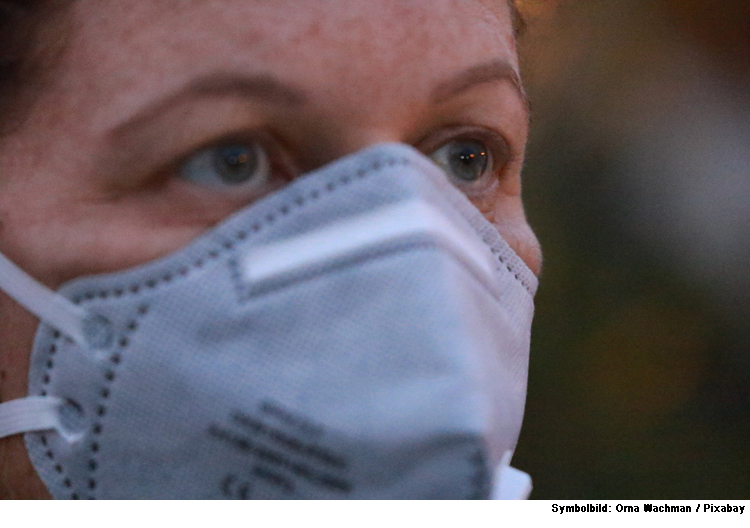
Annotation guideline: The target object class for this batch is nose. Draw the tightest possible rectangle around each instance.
[302,129,407,173]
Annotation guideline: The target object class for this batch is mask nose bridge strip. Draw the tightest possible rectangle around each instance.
[0,252,93,347]
[242,200,501,298]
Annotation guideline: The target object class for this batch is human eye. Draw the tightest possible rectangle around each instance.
[425,129,513,196]
[429,139,492,185]
[178,140,273,192]
[137,133,298,225]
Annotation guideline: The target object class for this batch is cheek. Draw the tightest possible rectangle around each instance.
[0,203,205,289]
[0,185,234,289]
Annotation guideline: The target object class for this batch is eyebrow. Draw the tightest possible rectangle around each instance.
[188,73,307,106]
[113,61,527,140]
[112,73,307,137]
[431,59,528,112]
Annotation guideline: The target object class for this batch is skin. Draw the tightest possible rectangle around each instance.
[0,0,541,498]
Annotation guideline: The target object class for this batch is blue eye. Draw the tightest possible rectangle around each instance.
[429,140,493,184]
[179,142,271,190]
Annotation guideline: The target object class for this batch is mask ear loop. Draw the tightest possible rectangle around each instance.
[0,396,65,440]
[0,252,98,346]
[0,252,110,439]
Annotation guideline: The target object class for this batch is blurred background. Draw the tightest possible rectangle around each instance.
[512,0,750,498]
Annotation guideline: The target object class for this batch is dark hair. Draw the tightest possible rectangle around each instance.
[508,0,527,38]
[0,0,70,134]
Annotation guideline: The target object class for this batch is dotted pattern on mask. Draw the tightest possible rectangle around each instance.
[36,309,149,499]
[49,156,530,499]
[37,330,79,498]
[487,246,533,296]
[81,305,150,500]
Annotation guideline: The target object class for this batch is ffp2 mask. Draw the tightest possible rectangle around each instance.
[0,143,536,499]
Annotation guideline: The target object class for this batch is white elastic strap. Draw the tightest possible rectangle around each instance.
[0,252,90,346]
[0,396,63,440]
[243,200,499,297]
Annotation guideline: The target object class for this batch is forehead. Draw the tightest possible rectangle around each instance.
[76,0,514,53]
[60,0,517,124]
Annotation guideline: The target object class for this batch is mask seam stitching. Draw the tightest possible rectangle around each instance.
[85,304,149,500]
[37,330,79,498]
[49,158,412,498]
[486,245,533,296]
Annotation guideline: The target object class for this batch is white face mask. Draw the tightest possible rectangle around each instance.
[0,143,536,499]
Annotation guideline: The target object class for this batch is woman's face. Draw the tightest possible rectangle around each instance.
[0,0,540,497]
